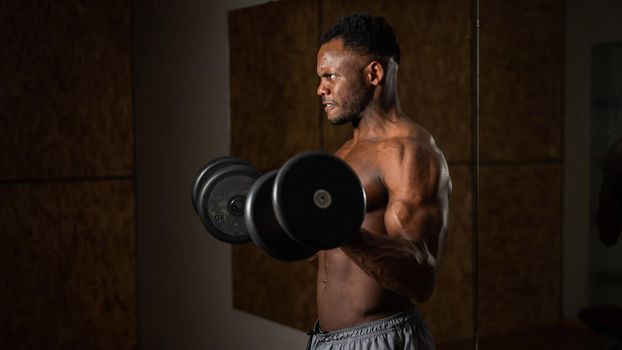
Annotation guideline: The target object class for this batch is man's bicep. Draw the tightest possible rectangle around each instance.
[380,140,446,243]
[384,197,443,243]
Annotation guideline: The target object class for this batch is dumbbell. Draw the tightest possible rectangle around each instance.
[191,156,260,243]
[191,151,366,261]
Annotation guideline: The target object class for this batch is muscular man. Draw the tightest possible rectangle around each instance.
[307,15,451,350]
[598,138,622,246]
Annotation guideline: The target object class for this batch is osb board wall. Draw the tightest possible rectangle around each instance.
[229,0,321,171]
[477,165,561,337]
[0,1,136,348]
[0,1,133,180]
[232,244,318,330]
[229,0,321,331]
[478,0,563,338]
[479,0,564,162]
[230,0,476,344]
[0,182,136,349]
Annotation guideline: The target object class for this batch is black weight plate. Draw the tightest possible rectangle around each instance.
[191,156,252,213]
[245,170,317,261]
[196,164,260,243]
[273,152,366,250]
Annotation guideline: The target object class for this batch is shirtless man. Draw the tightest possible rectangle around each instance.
[306,15,451,350]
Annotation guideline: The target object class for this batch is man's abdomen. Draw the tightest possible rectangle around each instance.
[317,250,413,331]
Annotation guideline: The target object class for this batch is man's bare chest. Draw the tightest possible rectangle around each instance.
[336,146,388,211]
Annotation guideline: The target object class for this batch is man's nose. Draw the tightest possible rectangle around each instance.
[317,82,328,96]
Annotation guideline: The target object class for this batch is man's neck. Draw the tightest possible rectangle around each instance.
[352,105,403,141]
[352,86,404,142]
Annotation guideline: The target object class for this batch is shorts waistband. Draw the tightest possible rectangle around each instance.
[308,307,421,343]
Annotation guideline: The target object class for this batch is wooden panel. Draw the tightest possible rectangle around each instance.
[232,244,317,331]
[438,321,609,350]
[479,0,564,162]
[478,0,564,338]
[476,321,610,350]
[229,0,320,330]
[229,0,321,170]
[0,0,133,180]
[418,165,474,343]
[321,0,474,162]
[0,181,137,349]
[478,164,561,335]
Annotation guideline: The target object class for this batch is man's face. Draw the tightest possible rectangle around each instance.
[316,38,373,125]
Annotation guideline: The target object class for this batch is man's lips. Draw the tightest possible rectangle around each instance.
[322,101,337,110]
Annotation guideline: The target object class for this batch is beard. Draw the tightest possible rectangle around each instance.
[329,113,356,126]
[328,79,374,126]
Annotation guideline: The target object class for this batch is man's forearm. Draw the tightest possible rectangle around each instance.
[340,229,436,302]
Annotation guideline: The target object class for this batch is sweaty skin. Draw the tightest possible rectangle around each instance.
[314,38,451,331]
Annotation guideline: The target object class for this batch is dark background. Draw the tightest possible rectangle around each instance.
[1,0,621,349]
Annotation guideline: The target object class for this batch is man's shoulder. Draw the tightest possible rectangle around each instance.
[377,124,448,180]
[379,132,439,163]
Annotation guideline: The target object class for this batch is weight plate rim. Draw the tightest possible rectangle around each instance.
[273,151,367,250]
[245,170,278,254]
[245,170,316,261]
[191,156,252,213]
[196,164,260,244]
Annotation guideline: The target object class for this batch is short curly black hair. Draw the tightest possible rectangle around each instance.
[321,14,400,65]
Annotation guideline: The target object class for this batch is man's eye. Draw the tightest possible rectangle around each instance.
[329,74,336,80]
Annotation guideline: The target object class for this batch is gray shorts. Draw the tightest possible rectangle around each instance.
[306,308,435,350]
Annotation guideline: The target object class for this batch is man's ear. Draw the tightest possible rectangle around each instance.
[366,61,384,86]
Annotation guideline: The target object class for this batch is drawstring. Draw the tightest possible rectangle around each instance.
[306,321,326,350]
